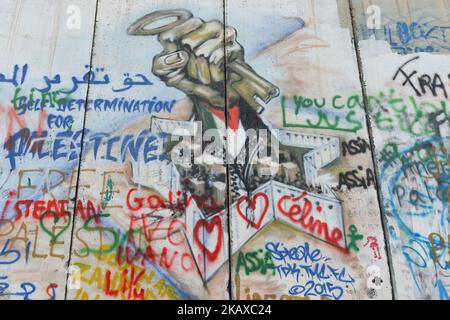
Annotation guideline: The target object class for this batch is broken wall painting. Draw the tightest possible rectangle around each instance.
[0,0,448,300]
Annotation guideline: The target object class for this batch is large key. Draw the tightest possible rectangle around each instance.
[128,10,279,114]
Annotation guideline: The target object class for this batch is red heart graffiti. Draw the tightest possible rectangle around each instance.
[193,216,223,262]
[237,192,269,229]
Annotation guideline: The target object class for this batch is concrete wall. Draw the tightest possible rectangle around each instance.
[0,0,448,300]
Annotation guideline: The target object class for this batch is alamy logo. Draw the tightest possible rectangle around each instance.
[67,265,81,290]
[66,5,81,30]
[366,5,381,30]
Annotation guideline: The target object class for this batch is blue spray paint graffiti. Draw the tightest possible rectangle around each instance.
[381,135,449,299]
[265,241,355,300]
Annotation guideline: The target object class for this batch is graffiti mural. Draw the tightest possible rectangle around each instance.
[0,0,448,301]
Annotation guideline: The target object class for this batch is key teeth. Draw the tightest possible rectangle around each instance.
[256,106,265,115]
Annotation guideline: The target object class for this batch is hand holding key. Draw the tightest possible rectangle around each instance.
[129,10,279,112]
[152,17,244,108]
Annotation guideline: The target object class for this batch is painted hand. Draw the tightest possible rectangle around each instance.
[152,18,245,108]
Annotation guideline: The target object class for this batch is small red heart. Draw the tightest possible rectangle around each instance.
[193,216,223,262]
[237,192,269,229]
